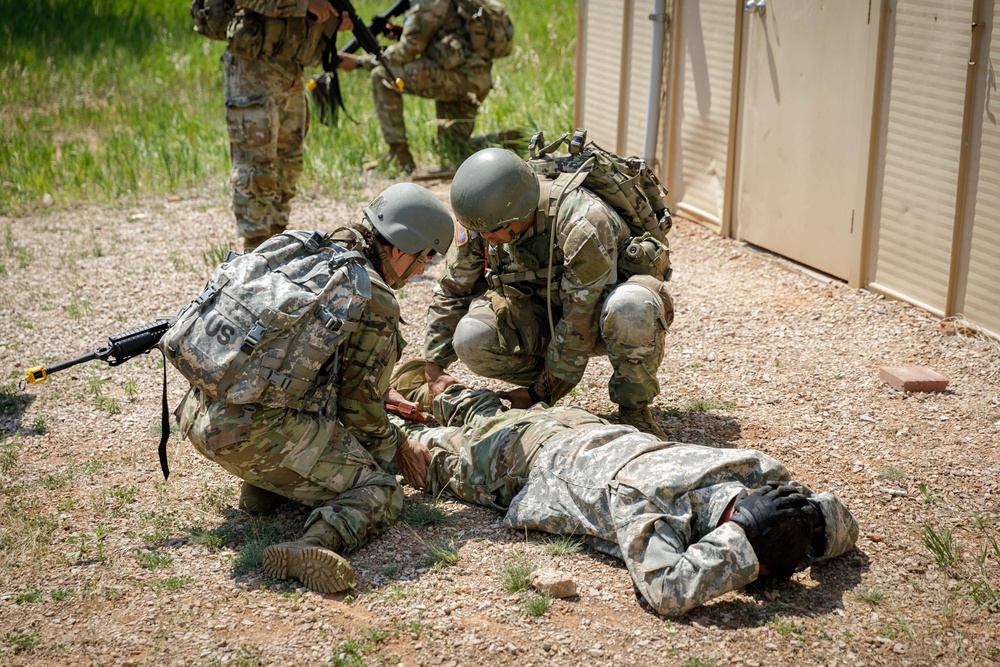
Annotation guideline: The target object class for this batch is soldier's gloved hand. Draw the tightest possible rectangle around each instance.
[729,486,809,540]
[762,480,809,505]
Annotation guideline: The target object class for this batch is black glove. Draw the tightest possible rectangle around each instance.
[730,486,810,540]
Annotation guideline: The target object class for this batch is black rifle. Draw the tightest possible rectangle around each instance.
[310,0,410,125]
[26,319,175,480]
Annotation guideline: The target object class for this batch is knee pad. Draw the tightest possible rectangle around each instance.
[453,316,500,371]
[600,284,667,346]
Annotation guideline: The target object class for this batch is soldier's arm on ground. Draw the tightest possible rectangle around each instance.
[423,234,488,368]
[543,191,619,386]
[238,0,311,18]
[615,498,760,617]
[359,0,449,68]
[337,286,408,464]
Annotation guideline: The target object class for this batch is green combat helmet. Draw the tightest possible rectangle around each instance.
[450,148,540,234]
[364,182,454,255]
[363,182,455,288]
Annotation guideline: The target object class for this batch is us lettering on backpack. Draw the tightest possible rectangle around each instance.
[527,129,673,282]
[160,230,372,410]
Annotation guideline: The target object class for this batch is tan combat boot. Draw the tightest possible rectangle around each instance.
[238,481,287,515]
[389,358,431,412]
[618,406,667,439]
[262,521,355,594]
[386,142,416,173]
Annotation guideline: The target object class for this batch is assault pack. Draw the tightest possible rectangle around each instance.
[190,0,235,41]
[457,0,515,61]
[527,129,673,282]
[160,231,372,410]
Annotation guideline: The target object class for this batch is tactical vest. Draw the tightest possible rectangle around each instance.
[226,10,329,67]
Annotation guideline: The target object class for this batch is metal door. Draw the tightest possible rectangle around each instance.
[734,0,878,280]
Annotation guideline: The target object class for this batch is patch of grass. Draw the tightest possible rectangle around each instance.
[522,592,551,616]
[424,541,460,568]
[189,527,226,553]
[124,379,138,400]
[29,412,48,434]
[65,294,94,321]
[683,398,737,413]
[500,555,536,593]
[51,588,75,601]
[854,587,884,607]
[544,535,582,556]
[87,375,110,398]
[381,561,400,579]
[921,522,957,568]
[918,483,944,503]
[682,660,720,667]
[135,550,174,570]
[0,432,22,473]
[394,619,431,639]
[231,520,285,577]
[66,525,108,563]
[878,467,906,482]
[198,483,235,514]
[768,616,805,638]
[232,645,263,667]
[3,623,41,655]
[402,501,454,528]
[153,575,193,592]
[15,585,42,604]
[202,241,232,268]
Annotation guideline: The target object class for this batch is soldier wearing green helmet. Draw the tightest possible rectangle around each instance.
[177,183,454,595]
[424,148,675,437]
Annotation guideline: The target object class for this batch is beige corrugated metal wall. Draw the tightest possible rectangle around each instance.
[957,3,1000,335]
[576,0,627,149]
[622,2,658,158]
[867,0,972,314]
[665,1,737,231]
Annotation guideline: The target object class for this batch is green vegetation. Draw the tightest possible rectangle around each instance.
[854,587,884,607]
[544,534,582,556]
[135,550,174,570]
[500,554,536,592]
[3,623,41,655]
[402,501,454,527]
[424,540,460,568]
[522,592,551,616]
[1,0,576,216]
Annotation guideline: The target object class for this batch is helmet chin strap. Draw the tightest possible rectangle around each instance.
[376,244,429,289]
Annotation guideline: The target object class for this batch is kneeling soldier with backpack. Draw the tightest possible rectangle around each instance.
[163,183,453,593]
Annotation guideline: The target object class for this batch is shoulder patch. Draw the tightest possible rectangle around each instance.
[455,223,469,247]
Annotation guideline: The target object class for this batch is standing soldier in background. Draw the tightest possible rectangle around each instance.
[336,0,514,173]
[423,148,675,437]
[224,0,353,250]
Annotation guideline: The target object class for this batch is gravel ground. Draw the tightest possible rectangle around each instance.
[1,182,999,666]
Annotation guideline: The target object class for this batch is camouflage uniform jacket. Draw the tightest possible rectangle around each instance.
[358,0,490,71]
[505,430,859,616]
[326,263,408,463]
[424,187,630,385]
[237,0,311,18]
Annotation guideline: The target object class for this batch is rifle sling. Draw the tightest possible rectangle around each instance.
[158,348,170,480]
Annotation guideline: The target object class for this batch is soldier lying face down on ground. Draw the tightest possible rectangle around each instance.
[384,361,860,616]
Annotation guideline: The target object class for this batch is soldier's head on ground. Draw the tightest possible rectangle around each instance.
[450,147,539,243]
[351,182,454,288]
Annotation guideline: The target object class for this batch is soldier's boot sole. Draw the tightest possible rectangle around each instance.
[618,407,667,439]
[262,544,355,594]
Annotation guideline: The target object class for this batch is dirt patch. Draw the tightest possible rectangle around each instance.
[1,186,999,665]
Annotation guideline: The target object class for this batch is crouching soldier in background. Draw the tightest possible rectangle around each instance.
[386,361,859,616]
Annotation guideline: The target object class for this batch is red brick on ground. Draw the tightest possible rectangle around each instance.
[879,365,950,392]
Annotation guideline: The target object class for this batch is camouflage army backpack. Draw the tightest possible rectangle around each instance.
[456,0,515,61]
[160,230,372,409]
[190,0,236,41]
[527,129,673,282]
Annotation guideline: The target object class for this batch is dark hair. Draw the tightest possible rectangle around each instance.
[331,221,388,273]
[749,511,813,580]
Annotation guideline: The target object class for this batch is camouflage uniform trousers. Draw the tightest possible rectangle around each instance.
[371,60,493,150]
[393,386,607,510]
[178,388,402,553]
[452,276,673,409]
[224,51,309,240]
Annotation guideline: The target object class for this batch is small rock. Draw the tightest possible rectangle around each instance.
[42,192,54,206]
[893,643,908,654]
[860,414,877,423]
[529,568,577,598]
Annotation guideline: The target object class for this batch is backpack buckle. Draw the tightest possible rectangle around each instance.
[241,322,266,354]
[303,231,325,253]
